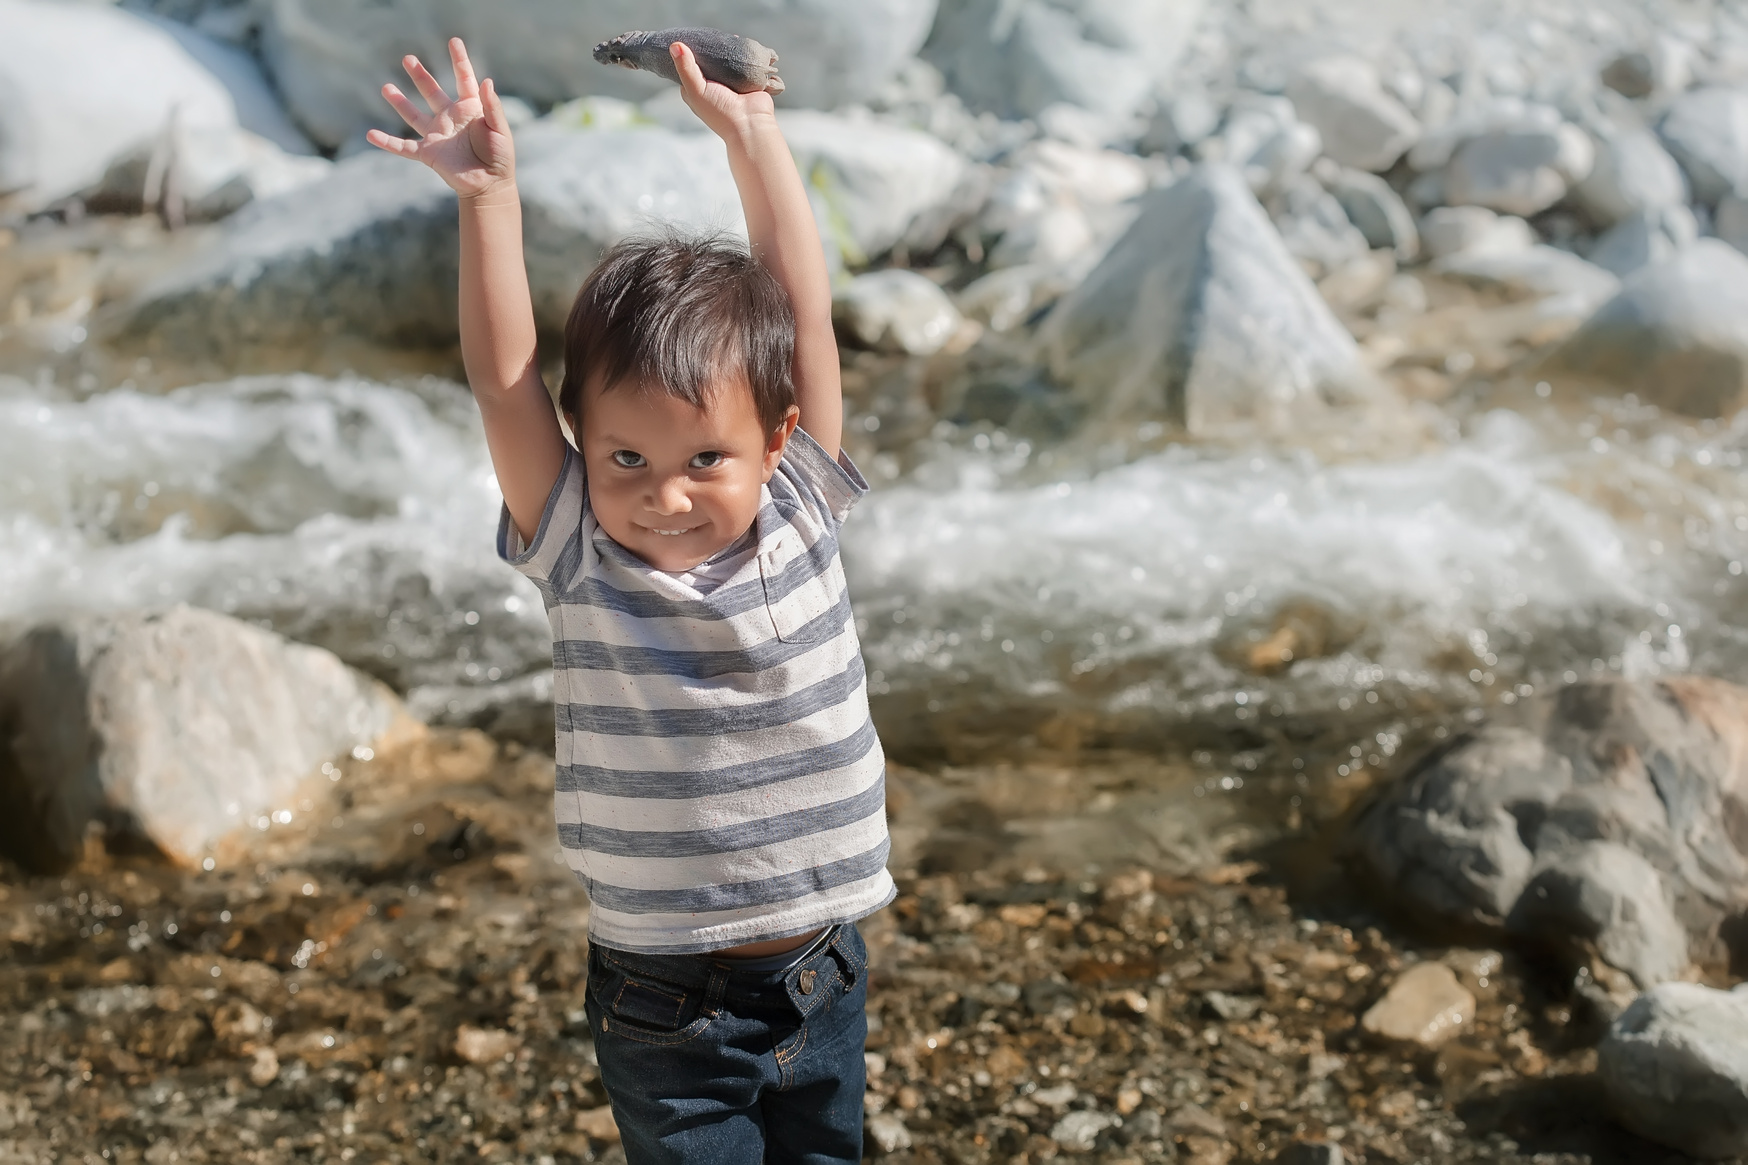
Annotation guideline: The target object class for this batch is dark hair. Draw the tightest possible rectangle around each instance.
[559,233,796,433]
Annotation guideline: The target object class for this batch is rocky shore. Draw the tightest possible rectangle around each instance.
[0,716,1735,1164]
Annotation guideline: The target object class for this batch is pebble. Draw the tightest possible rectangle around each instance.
[1361,962,1476,1048]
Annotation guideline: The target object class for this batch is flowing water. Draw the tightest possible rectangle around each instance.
[7,363,1748,785]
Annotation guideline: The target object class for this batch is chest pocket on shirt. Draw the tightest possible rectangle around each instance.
[759,529,843,645]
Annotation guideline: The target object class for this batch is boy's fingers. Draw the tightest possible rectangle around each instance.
[402,54,450,112]
[381,84,432,134]
[481,77,509,134]
[670,41,706,94]
[365,128,419,157]
[449,37,479,101]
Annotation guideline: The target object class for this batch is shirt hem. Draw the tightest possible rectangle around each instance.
[584,879,897,957]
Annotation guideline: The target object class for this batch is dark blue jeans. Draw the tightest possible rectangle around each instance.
[584,923,868,1164]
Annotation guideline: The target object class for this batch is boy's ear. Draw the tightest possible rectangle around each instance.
[763,406,801,475]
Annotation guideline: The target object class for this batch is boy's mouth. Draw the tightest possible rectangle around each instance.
[648,527,698,537]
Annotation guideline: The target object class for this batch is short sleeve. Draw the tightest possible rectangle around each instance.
[497,444,588,586]
[778,427,870,526]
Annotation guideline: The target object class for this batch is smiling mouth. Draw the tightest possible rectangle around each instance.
[648,527,697,536]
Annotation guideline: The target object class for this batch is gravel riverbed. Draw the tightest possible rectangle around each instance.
[0,728,1716,1165]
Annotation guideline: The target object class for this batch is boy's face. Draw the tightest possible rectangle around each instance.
[574,376,798,572]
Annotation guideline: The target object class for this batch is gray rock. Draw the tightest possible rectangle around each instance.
[1285,56,1420,173]
[1208,95,1320,197]
[261,0,939,149]
[1507,842,1689,988]
[1601,41,1692,102]
[1599,982,1748,1158]
[1142,91,1221,156]
[1320,165,1419,259]
[833,269,967,355]
[779,111,970,266]
[1444,124,1595,217]
[1050,1109,1120,1151]
[1587,205,1698,277]
[0,0,311,212]
[1544,239,1748,417]
[923,0,1204,123]
[1574,129,1690,227]
[1659,87,1748,204]
[1718,193,1748,257]
[1433,245,1620,319]
[956,263,1078,332]
[1352,677,1748,986]
[0,606,402,871]
[1043,165,1380,434]
[1419,205,1535,260]
[1269,176,1370,280]
[112,123,745,358]
[1407,98,1565,173]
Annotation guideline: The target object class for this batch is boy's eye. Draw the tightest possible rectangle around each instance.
[610,450,645,469]
[689,451,725,469]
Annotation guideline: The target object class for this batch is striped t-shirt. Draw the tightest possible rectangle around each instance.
[498,428,895,953]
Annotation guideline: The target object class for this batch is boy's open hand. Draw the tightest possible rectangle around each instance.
[367,38,515,200]
[672,41,775,143]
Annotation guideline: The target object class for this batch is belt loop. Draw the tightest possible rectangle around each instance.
[703,963,729,1018]
[827,924,860,987]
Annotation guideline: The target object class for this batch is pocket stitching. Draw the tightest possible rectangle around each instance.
[612,977,688,1030]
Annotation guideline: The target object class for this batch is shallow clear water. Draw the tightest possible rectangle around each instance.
[7,369,1746,762]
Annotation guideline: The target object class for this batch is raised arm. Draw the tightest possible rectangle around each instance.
[671,43,844,460]
[367,39,566,545]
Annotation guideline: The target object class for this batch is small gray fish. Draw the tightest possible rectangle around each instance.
[592,27,785,95]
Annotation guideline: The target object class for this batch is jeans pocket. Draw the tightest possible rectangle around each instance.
[589,952,716,1046]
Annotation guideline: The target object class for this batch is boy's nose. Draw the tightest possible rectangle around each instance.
[648,477,693,515]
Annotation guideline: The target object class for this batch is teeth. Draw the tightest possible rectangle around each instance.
[652,529,690,536]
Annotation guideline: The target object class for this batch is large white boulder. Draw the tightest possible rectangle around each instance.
[1599,983,1748,1159]
[1285,56,1420,173]
[0,0,317,213]
[922,0,1204,123]
[261,0,939,150]
[1042,165,1379,433]
[1574,128,1690,227]
[114,123,747,358]
[1544,239,1748,417]
[1443,124,1594,217]
[778,111,969,266]
[1659,87,1748,205]
[0,606,403,870]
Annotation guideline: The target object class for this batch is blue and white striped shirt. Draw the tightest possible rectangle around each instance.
[499,428,895,953]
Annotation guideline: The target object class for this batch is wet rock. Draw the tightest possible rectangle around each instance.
[1361,962,1475,1049]
[1051,1109,1120,1151]
[454,1024,520,1064]
[923,0,1204,123]
[1043,165,1381,434]
[0,605,403,871]
[1544,239,1748,417]
[1507,842,1688,989]
[1659,87,1748,204]
[1587,205,1698,277]
[260,0,939,149]
[1599,982,1748,1159]
[1353,677,1748,986]
[1443,124,1594,217]
[114,123,744,357]
[1573,129,1690,227]
[1320,164,1419,260]
[833,270,969,356]
[781,111,971,265]
[0,0,315,213]
[574,1106,621,1144]
[1277,1142,1346,1165]
[1285,56,1421,173]
[1433,245,1620,319]
[868,1112,913,1153]
[1418,205,1535,260]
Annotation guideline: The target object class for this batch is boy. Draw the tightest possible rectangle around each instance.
[368,37,893,1163]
